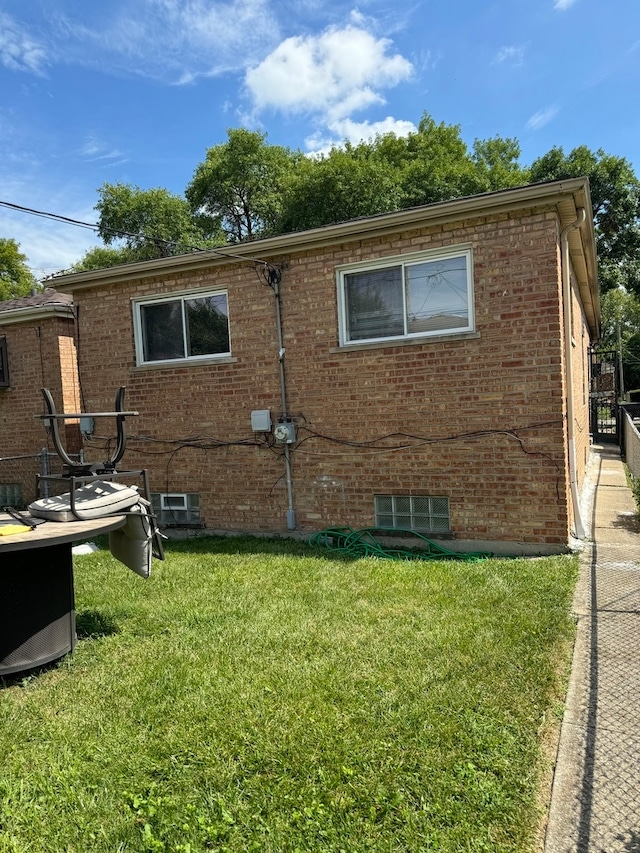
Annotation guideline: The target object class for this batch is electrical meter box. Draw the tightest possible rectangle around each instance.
[273,421,296,444]
[251,409,272,432]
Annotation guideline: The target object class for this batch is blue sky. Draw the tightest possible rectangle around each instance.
[1,0,638,279]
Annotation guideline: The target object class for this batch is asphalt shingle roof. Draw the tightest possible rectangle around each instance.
[0,288,73,313]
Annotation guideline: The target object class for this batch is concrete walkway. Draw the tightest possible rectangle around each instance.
[545,444,640,852]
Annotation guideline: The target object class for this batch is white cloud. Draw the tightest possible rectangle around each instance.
[349,9,367,27]
[24,0,280,83]
[79,136,128,165]
[553,0,578,9]
[493,45,525,66]
[245,25,413,122]
[0,13,48,74]
[526,105,559,130]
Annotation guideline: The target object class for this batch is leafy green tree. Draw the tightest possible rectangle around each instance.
[277,141,402,233]
[71,245,140,272]
[621,332,640,393]
[277,115,526,233]
[599,287,640,348]
[0,237,37,300]
[599,287,640,391]
[66,116,640,305]
[529,146,640,295]
[186,128,300,242]
[472,136,529,192]
[94,183,223,262]
[396,113,480,207]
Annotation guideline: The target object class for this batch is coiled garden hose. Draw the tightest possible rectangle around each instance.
[308,526,490,562]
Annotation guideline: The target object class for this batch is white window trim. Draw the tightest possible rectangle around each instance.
[336,245,474,347]
[132,288,231,367]
[151,492,202,526]
[161,493,187,511]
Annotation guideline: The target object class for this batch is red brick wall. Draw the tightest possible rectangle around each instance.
[0,316,79,502]
[72,206,585,548]
[567,263,593,535]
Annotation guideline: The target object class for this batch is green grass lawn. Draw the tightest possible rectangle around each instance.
[0,537,577,853]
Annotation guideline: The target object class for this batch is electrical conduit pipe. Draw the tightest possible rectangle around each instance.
[272,276,296,530]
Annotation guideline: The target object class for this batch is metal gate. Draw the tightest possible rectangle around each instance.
[589,349,620,443]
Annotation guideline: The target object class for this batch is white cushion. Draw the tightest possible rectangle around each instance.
[108,500,154,578]
[29,480,140,522]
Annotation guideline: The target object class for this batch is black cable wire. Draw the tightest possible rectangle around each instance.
[101,419,565,478]
[0,199,284,277]
[293,420,565,452]
[97,417,564,506]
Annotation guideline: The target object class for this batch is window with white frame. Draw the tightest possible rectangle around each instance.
[338,247,473,345]
[375,494,451,533]
[151,492,201,526]
[134,291,230,365]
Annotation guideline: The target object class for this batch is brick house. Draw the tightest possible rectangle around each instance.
[0,289,81,505]
[50,178,599,555]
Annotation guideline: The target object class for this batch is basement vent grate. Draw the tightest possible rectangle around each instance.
[151,492,201,527]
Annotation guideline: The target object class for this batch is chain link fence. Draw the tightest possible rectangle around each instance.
[0,450,82,508]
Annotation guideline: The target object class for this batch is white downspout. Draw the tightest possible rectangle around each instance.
[561,207,586,540]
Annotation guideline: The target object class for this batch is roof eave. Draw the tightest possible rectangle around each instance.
[556,181,600,339]
[49,178,598,292]
[0,304,74,327]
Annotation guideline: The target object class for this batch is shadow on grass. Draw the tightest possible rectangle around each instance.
[76,609,120,639]
[88,531,339,560]
[161,531,492,564]
[163,532,359,562]
[0,664,56,689]
[1,611,119,690]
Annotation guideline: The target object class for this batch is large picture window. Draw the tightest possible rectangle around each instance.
[339,248,473,345]
[134,291,230,365]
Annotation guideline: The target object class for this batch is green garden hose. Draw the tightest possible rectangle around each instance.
[308,526,490,561]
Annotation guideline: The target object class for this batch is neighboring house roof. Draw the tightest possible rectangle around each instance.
[47,178,600,336]
[0,289,74,326]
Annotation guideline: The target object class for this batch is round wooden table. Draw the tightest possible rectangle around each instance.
[0,514,125,676]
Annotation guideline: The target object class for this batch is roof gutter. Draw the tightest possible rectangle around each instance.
[49,179,596,292]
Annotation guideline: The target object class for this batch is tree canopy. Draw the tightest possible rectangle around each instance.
[73,183,225,271]
[72,113,640,309]
[0,237,37,300]
[530,146,640,296]
[186,128,300,242]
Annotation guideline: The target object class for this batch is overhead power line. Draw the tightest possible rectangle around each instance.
[0,199,203,252]
[0,199,284,273]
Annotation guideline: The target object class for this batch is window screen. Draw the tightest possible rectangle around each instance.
[137,292,230,364]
